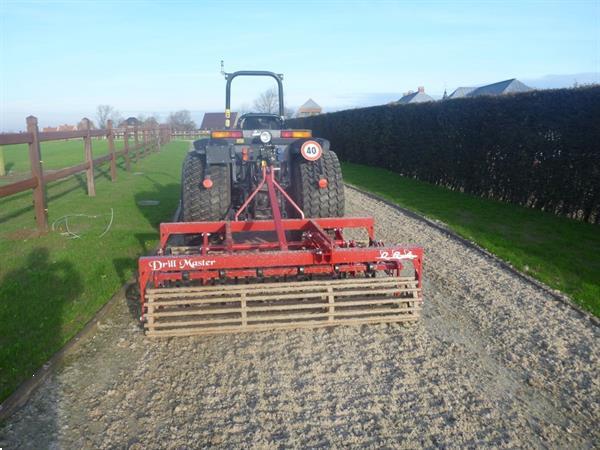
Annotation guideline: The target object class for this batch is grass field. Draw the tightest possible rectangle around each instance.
[342,162,600,316]
[0,140,189,402]
[0,139,124,172]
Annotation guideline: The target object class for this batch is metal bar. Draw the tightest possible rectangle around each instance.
[146,315,421,337]
[149,307,422,329]
[225,70,285,127]
[234,166,267,220]
[139,245,422,272]
[160,217,375,238]
[265,167,288,250]
[304,219,334,254]
[272,174,304,219]
[152,263,396,284]
[148,287,413,306]
[225,221,233,253]
[149,276,413,292]
[148,277,415,295]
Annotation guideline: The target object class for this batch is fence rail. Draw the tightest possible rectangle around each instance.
[0,116,172,233]
[170,130,210,139]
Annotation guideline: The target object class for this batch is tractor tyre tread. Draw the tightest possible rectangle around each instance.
[292,150,345,218]
[181,152,231,222]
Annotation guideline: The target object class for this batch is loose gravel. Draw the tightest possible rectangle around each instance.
[1,186,598,449]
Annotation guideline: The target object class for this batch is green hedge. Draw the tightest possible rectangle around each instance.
[288,86,600,223]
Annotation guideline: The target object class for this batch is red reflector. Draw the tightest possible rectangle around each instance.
[202,178,213,189]
[211,130,243,139]
[318,178,328,189]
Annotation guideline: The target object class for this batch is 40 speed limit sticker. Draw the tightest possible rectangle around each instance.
[300,140,323,161]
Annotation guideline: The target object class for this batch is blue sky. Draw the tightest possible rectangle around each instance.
[1,0,599,131]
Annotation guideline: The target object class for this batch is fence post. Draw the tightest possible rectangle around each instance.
[26,116,48,233]
[83,117,96,196]
[156,126,161,152]
[143,127,148,156]
[0,146,5,176]
[124,126,131,171]
[134,124,139,162]
[107,119,116,181]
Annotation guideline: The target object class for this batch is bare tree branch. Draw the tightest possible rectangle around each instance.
[96,105,113,129]
[96,105,122,129]
[253,88,279,114]
[168,110,196,131]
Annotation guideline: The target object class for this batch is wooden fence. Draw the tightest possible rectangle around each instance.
[170,130,210,140]
[0,116,171,233]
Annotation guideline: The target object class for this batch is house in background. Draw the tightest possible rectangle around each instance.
[119,117,142,127]
[42,124,76,132]
[395,87,434,104]
[446,86,476,99]
[296,99,322,118]
[119,117,142,128]
[448,78,532,99]
[200,112,238,130]
[57,124,77,131]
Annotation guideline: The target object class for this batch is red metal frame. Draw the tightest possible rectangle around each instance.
[138,216,423,321]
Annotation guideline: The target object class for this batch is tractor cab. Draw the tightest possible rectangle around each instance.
[237,113,283,130]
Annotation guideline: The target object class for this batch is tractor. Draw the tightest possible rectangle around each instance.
[138,70,423,337]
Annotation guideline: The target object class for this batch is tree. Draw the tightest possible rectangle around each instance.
[253,88,279,114]
[168,110,196,131]
[96,105,121,129]
[77,118,96,130]
[143,116,159,127]
[251,88,294,117]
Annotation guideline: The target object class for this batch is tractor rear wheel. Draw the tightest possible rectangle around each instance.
[291,150,345,218]
[181,152,231,222]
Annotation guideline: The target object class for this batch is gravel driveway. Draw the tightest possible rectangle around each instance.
[1,186,598,449]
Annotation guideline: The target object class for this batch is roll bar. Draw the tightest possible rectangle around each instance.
[224,71,284,128]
